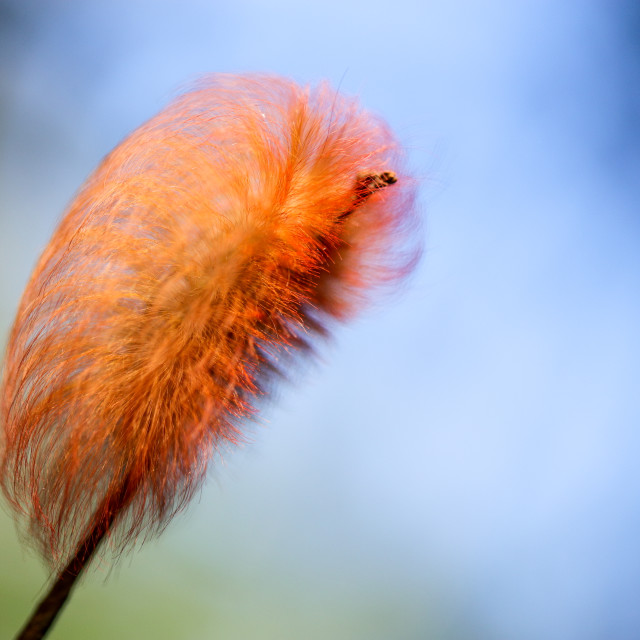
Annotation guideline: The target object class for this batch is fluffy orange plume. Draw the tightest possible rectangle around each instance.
[0,74,418,573]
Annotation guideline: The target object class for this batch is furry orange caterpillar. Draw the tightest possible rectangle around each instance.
[1,74,418,638]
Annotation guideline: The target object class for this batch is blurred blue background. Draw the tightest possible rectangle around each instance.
[1,1,639,638]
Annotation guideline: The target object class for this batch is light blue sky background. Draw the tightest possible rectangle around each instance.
[1,1,639,639]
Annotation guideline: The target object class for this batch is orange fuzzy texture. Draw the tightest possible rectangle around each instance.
[0,74,418,571]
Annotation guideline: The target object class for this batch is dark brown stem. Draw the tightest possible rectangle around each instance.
[15,478,132,640]
[339,171,397,221]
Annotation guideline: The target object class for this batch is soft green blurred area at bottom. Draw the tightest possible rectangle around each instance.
[0,507,447,640]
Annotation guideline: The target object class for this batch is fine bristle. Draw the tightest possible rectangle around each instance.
[0,74,419,572]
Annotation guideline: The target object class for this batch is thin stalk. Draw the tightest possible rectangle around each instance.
[15,478,132,640]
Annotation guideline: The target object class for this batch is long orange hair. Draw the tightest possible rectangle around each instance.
[0,74,418,572]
